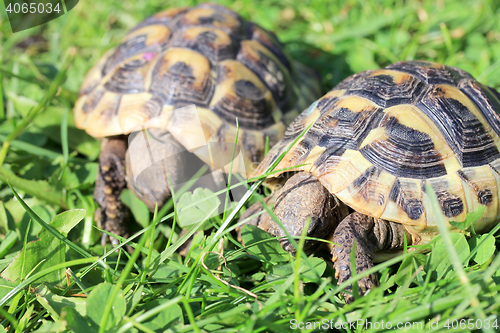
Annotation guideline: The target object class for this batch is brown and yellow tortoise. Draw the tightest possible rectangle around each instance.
[73,3,320,243]
[242,60,500,301]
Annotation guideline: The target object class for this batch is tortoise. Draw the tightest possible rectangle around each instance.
[73,3,320,243]
[240,60,500,301]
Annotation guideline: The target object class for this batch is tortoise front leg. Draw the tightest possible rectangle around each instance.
[94,136,129,245]
[238,172,349,254]
[328,212,413,302]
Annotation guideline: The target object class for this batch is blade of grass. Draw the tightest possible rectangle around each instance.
[139,205,157,285]
[221,118,239,223]
[58,106,69,180]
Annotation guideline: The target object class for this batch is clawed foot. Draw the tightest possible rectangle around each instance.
[331,248,378,303]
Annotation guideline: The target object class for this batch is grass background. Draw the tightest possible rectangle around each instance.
[0,0,500,332]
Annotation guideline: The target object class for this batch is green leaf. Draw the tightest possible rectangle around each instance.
[177,187,220,228]
[36,284,87,320]
[449,206,485,231]
[61,306,94,333]
[142,299,183,331]
[86,282,126,331]
[31,320,67,333]
[426,233,470,279]
[1,209,86,284]
[0,166,68,208]
[268,256,326,282]
[469,234,495,265]
[121,189,150,228]
[240,225,289,263]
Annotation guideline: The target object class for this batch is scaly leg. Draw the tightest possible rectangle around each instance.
[238,172,349,254]
[328,212,413,302]
[94,136,128,245]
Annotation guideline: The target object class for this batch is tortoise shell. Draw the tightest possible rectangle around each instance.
[254,60,500,244]
[74,3,319,177]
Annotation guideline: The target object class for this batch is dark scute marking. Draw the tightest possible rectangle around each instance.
[315,107,384,151]
[237,49,296,111]
[389,179,424,220]
[345,73,425,108]
[352,166,378,188]
[198,13,229,25]
[351,166,385,205]
[171,29,236,63]
[418,88,500,167]
[459,80,500,141]
[457,169,494,206]
[318,135,357,151]
[82,89,105,114]
[103,34,161,76]
[360,116,447,179]
[150,59,215,109]
[436,192,464,217]
[317,96,340,115]
[404,198,425,220]
[247,22,291,71]
[388,178,401,202]
[234,80,264,100]
[198,30,217,42]
[170,61,193,77]
[386,61,471,85]
[142,96,163,119]
[478,189,493,205]
[211,98,273,130]
[210,71,273,130]
[104,58,148,94]
[279,106,313,146]
[313,146,346,175]
[336,107,360,122]
[386,118,429,147]
[241,130,263,164]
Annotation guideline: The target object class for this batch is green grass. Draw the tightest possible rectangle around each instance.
[1,0,500,332]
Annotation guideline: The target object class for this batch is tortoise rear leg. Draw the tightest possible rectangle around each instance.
[94,136,129,245]
[328,212,413,302]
